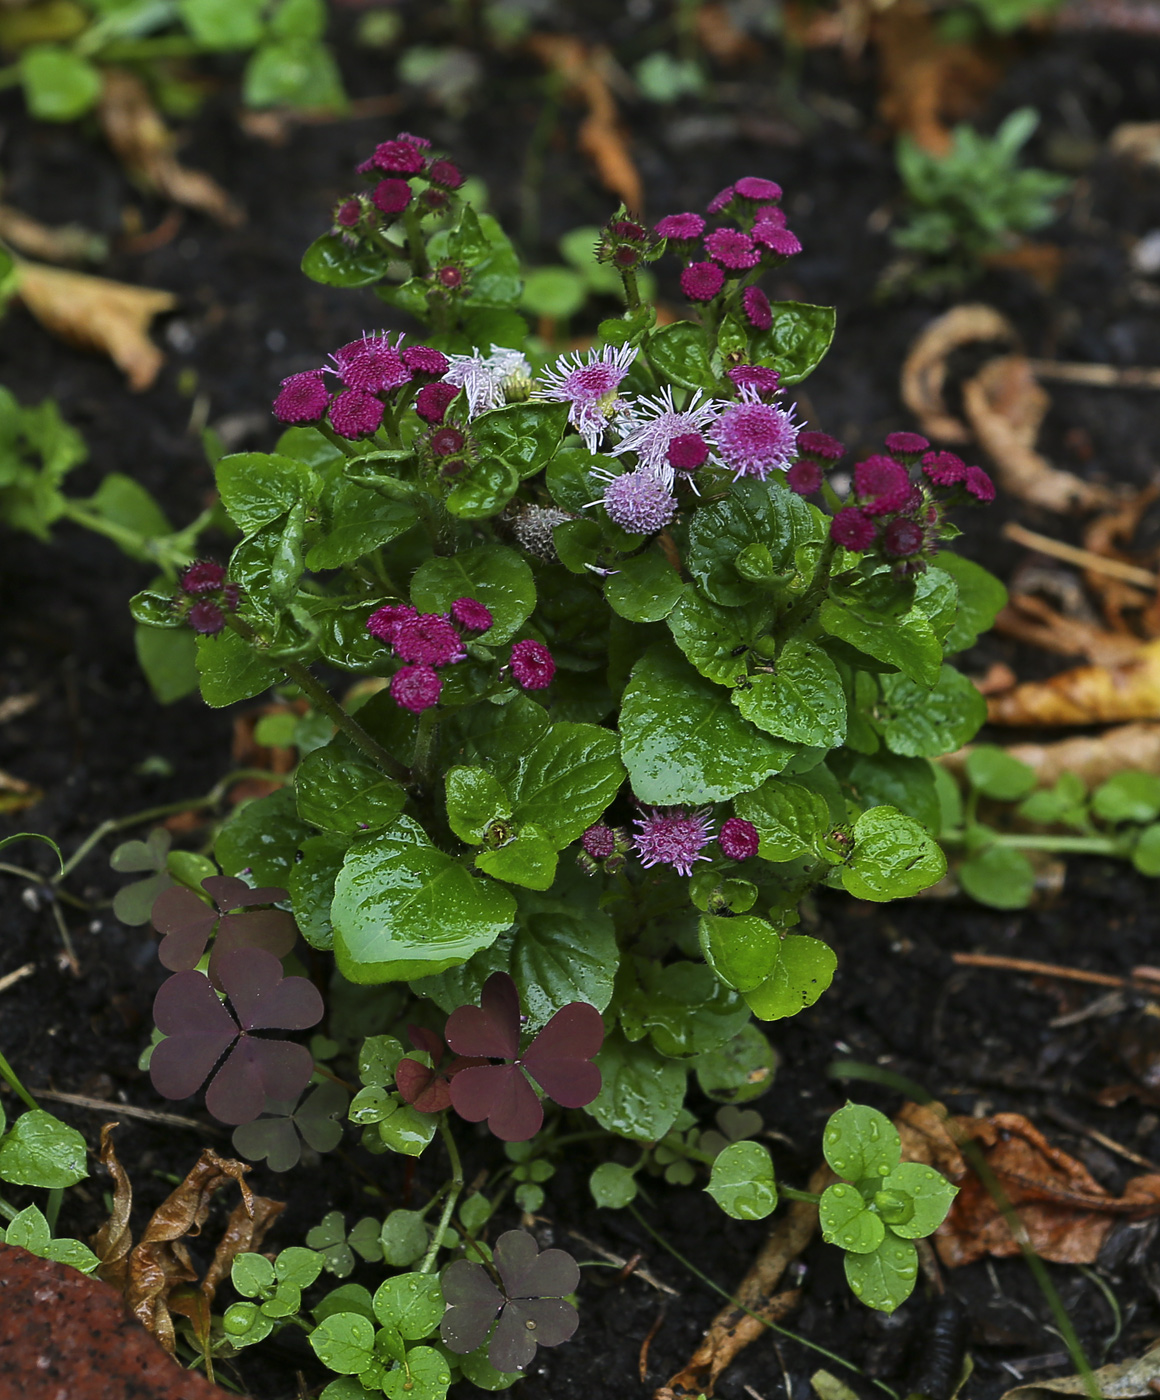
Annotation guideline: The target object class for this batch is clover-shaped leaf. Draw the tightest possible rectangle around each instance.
[111,828,174,926]
[232,1078,349,1170]
[307,1212,382,1277]
[821,1102,900,1183]
[440,1229,580,1373]
[843,1233,919,1314]
[819,1182,886,1254]
[445,972,604,1141]
[878,1162,958,1239]
[150,947,323,1124]
[151,874,296,986]
[395,1024,485,1115]
[706,1141,778,1220]
[700,1105,763,1157]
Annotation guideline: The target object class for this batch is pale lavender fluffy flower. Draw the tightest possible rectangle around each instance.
[443,345,531,419]
[532,343,638,452]
[712,387,801,482]
[633,806,714,877]
[586,460,677,534]
[609,386,722,486]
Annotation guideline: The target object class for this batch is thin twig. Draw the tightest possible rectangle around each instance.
[951,952,1160,993]
[1027,359,1160,390]
[1044,1104,1160,1173]
[0,962,34,994]
[638,1303,667,1382]
[32,1088,225,1134]
[1003,522,1158,589]
[565,1228,679,1296]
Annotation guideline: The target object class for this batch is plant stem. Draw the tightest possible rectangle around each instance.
[774,536,837,640]
[0,1048,38,1112]
[419,1118,464,1274]
[0,1194,19,1222]
[779,1186,822,1204]
[619,266,641,310]
[403,205,431,277]
[44,1187,62,1233]
[410,709,439,789]
[940,831,1121,855]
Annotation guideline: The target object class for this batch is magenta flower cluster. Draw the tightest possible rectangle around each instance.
[177,559,239,636]
[366,597,492,713]
[329,131,464,239]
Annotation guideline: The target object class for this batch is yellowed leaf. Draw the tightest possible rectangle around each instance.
[98,70,244,227]
[901,303,1016,441]
[16,259,175,391]
[987,638,1160,726]
[0,204,106,264]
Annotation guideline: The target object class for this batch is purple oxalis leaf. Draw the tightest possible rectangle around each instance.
[521,1003,604,1108]
[150,970,238,1100]
[444,972,521,1060]
[215,947,324,1032]
[439,1259,504,1354]
[396,1024,486,1115]
[152,878,296,984]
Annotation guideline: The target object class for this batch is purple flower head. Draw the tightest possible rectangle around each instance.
[510,640,555,691]
[754,205,787,230]
[415,381,459,424]
[444,345,532,419]
[331,333,412,395]
[705,227,760,270]
[735,176,783,202]
[830,507,876,551]
[151,875,296,987]
[727,365,781,397]
[397,131,431,150]
[394,613,466,666]
[150,948,323,1126]
[854,455,911,516]
[452,596,493,633]
[884,431,930,459]
[755,226,801,257]
[367,603,418,645]
[581,824,616,859]
[797,430,845,461]
[669,433,710,474]
[273,370,329,425]
[786,459,823,496]
[334,198,362,230]
[189,600,226,635]
[371,179,412,216]
[883,518,925,558]
[329,389,384,440]
[712,393,800,481]
[633,805,714,877]
[655,212,705,242]
[681,261,726,302]
[180,560,227,595]
[922,450,967,486]
[428,424,469,461]
[742,286,773,330]
[371,138,426,175]
[396,1024,484,1115]
[594,468,678,534]
[391,664,442,713]
[532,343,638,452]
[707,185,736,214]
[426,158,463,189]
[441,1229,580,1372]
[609,385,721,480]
[444,972,604,1142]
[719,817,760,862]
[964,465,996,502]
[402,345,449,377]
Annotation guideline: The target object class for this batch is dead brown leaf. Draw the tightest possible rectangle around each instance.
[987,638,1160,725]
[527,34,642,213]
[655,1163,833,1399]
[901,303,1016,442]
[0,203,106,264]
[982,241,1065,293]
[963,355,1111,512]
[872,0,1000,153]
[945,723,1160,788]
[16,258,175,391]
[896,1102,1160,1267]
[98,70,244,227]
[0,766,41,814]
[994,593,1145,665]
[1082,485,1160,632]
[92,1127,284,1354]
[694,2,763,62]
[1109,120,1160,169]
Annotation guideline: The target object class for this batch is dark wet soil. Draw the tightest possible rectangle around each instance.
[2,8,1160,1398]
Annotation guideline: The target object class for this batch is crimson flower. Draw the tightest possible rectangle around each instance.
[150,948,323,1125]
[151,876,296,988]
[444,973,603,1142]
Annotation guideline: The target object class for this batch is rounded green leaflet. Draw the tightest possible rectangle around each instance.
[378,1100,438,1156]
[309,1312,377,1374]
[605,548,685,623]
[843,1233,919,1313]
[741,935,836,1022]
[43,1236,100,1274]
[692,1024,778,1104]
[382,1345,452,1400]
[232,1252,276,1298]
[410,545,535,645]
[0,1109,88,1188]
[20,45,102,121]
[374,1272,444,1340]
[1134,823,1160,877]
[296,745,405,835]
[349,1086,394,1125]
[839,806,946,902]
[358,1035,405,1087]
[379,1210,430,1268]
[521,266,587,318]
[964,746,1037,801]
[314,1284,377,1325]
[459,1193,493,1232]
[445,767,512,844]
[459,1344,525,1391]
[748,302,835,384]
[277,1245,325,1289]
[958,845,1035,910]
[589,1031,689,1142]
[320,1379,378,1400]
[734,638,847,749]
[261,1281,301,1318]
[734,777,831,862]
[331,817,516,984]
[302,233,390,287]
[1093,771,1160,824]
[2,1204,50,1254]
[822,1104,900,1182]
[880,1162,957,1239]
[818,1183,885,1254]
[223,1301,274,1346]
[590,1162,639,1209]
[705,1141,778,1221]
[877,666,987,759]
[698,914,781,993]
[196,629,281,709]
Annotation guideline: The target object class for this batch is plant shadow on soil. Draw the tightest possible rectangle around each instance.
[2,13,1160,1398]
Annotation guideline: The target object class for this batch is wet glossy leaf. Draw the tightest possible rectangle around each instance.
[876,666,987,758]
[605,548,684,623]
[296,743,405,835]
[382,1344,451,1400]
[589,1031,687,1142]
[733,777,831,862]
[819,596,942,688]
[734,638,846,747]
[445,767,512,844]
[881,1162,957,1238]
[216,787,312,888]
[620,961,750,1056]
[410,545,535,646]
[309,1312,377,1374]
[0,1109,88,1188]
[959,845,1035,909]
[646,321,717,391]
[843,1233,919,1313]
[742,934,836,1020]
[289,833,348,951]
[699,914,782,993]
[472,402,570,479]
[474,826,558,891]
[493,721,624,849]
[749,302,835,385]
[196,629,280,708]
[306,481,418,570]
[666,587,754,686]
[589,1162,638,1208]
[840,806,946,901]
[687,478,825,608]
[378,1211,429,1268]
[216,452,320,535]
[819,1183,885,1253]
[373,1271,444,1338]
[706,1141,778,1220]
[692,1024,778,1104]
[822,1103,901,1181]
[302,233,390,288]
[838,751,940,832]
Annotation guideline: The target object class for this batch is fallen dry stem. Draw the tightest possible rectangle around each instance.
[1003,522,1159,589]
[1027,358,1160,390]
[33,1088,224,1134]
[656,1162,833,1399]
[0,962,34,995]
[565,1228,678,1296]
[951,952,1160,994]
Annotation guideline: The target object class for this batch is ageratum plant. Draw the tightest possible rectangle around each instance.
[128,135,1001,1355]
